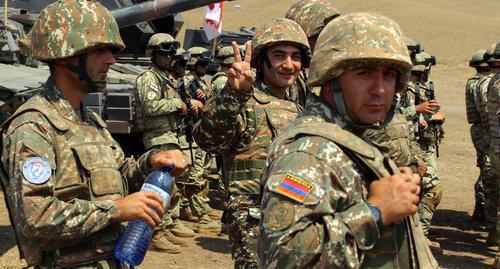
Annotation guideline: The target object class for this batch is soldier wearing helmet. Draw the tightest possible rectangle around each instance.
[169,48,190,79]
[399,49,445,250]
[135,33,204,253]
[211,45,247,95]
[466,49,491,222]
[478,42,500,246]
[486,42,500,250]
[258,13,438,268]
[285,0,341,52]
[1,1,187,267]
[193,18,311,268]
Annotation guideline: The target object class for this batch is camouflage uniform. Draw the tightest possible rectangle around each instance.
[476,72,497,230]
[285,0,340,39]
[194,18,311,268]
[259,13,437,268]
[135,34,187,234]
[0,1,148,267]
[400,75,443,235]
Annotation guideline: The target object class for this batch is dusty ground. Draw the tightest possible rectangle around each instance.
[1,0,500,268]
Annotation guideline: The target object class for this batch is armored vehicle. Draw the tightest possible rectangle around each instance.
[0,0,229,157]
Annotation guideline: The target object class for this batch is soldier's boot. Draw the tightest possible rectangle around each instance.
[163,229,190,247]
[170,221,195,238]
[486,229,499,246]
[471,203,486,222]
[195,215,220,234]
[180,207,199,223]
[426,238,443,255]
[149,231,182,254]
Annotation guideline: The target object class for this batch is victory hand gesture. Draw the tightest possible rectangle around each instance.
[227,41,254,92]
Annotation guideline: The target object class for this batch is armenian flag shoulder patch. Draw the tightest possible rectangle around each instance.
[274,174,313,203]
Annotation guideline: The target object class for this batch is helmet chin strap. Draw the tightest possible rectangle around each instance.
[65,54,106,92]
[330,77,396,130]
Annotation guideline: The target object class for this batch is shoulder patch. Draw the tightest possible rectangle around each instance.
[149,83,160,92]
[22,157,52,184]
[274,174,313,203]
[147,90,159,100]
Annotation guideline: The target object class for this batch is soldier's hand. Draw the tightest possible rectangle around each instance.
[189,99,204,117]
[227,41,254,92]
[417,159,427,178]
[367,167,421,225]
[415,100,439,114]
[196,89,206,100]
[149,149,187,176]
[419,117,429,130]
[431,111,446,122]
[180,101,188,116]
[114,192,165,228]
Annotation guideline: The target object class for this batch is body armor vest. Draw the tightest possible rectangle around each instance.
[274,120,438,269]
[225,89,300,195]
[465,75,482,124]
[2,95,126,267]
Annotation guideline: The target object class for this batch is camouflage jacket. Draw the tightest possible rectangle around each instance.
[182,74,213,100]
[476,73,495,125]
[0,78,151,267]
[258,94,438,269]
[400,82,442,141]
[210,71,228,96]
[365,108,423,170]
[193,78,300,195]
[465,73,483,124]
[135,65,183,149]
[487,73,500,166]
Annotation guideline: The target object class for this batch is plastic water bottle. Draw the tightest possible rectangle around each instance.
[114,166,174,266]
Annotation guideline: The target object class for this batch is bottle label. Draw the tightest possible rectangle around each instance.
[141,183,170,205]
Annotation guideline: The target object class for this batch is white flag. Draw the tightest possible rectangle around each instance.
[203,3,223,41]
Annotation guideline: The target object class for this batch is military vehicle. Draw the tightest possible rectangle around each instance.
[0,0,230,157]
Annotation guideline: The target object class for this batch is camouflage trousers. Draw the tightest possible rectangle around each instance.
[471,124,489,211]
[176,147,209,219]
[418,141,443,235]
[152,145,208,228]
[226,194,260,269]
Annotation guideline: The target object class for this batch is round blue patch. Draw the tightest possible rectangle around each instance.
[22,157,52,184]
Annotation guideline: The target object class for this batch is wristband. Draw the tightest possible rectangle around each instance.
[367,204,384,235]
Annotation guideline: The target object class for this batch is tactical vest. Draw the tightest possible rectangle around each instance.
[465,75,482,124]
[2,95,127,267]
[140,68,180,133]
[224,89,300,195]
[475,73,494,125]
[275,121,438,269]
[365,112,417,168]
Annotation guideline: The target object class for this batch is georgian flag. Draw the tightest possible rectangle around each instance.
[203,3,223,40]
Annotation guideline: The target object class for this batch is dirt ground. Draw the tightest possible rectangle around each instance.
[1,0,500,268]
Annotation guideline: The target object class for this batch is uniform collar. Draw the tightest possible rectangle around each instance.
[151,64,176,85]
[43,77,91,123]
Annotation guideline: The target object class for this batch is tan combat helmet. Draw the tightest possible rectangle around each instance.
[285,0,341,39]
[308,12,412,128]
[251,18,311,68]
[412,51,436,73]
[19,0,124,61]
[216,46,236,65]
[309,12,412,93]
[146,33,179,57]
[187,46,211,66]
[469,49,488,68]
[484,42,500,64]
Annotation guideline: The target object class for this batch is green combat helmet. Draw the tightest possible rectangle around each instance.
[285,0,341,39]
[412,51,436,72]
[187,46,211,66]
[405,36,421,56]
[251,18,311,68]
[18,0,124,92]
[145,33,179,56]
[216,46,236,65]
[469,49,488,68]
[484,42,500,64]
[308,12,412,128]
[19,0,124,61]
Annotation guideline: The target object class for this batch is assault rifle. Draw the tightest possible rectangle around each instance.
[427,81,443,158]
[177,79,196,166]
[413,83,421,140]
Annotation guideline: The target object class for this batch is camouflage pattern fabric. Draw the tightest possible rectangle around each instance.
[193,77,301,268]
[466,74,486,210]
[307,13,412,92]
[259,94,438,268]
[487,73,500,249]
[251,18,311,68]
[135,65,183,150]
[211,72,229,95]
[1,78,151,267]
[285,0,340,38]
[19,0,124,61]
[476,73,498,229]
[400,82,443,234]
